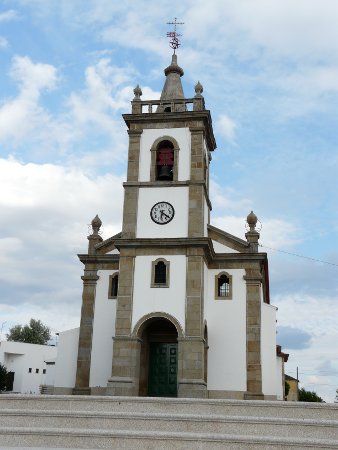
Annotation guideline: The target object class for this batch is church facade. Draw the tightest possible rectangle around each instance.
[54,54,287,400]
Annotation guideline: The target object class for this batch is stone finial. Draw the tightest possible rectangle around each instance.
[246,211,258,232]
[91,214,102,235]
[245,211,259,252]
[194,81,203,97]
[133,84,142,100]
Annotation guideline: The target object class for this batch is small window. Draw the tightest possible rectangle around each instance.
[36,368,39,374]
[43,369,46,374]
[108,273,119,299]
[155,261,166,284]
[151,259,170,288]
[215,272,233,300]
[28,368,32,373]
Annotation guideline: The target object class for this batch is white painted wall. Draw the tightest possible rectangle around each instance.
[0,341,57,394]
[90,270,117,387]
[205,268,247,392]
[54,327,79,388]
[132,255,186,332]
[138,128,191,182]
[212,240,240,254]
[261,302,278,396]
[136,187,189,238]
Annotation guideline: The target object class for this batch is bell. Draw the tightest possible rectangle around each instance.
[157,165,172,180]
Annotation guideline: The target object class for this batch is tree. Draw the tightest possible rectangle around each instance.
[335,389,338,403]
[6,319,51,345]
[0,364,8,391]
[298,387,324,402]
[285,381,290,397]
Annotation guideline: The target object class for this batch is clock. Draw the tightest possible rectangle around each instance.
[150,201,175,225]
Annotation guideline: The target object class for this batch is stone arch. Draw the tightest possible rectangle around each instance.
[150,135,180,182]
[132,312,184,339]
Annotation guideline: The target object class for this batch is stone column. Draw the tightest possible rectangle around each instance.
[73,269,99,395]
[178,253,207,398]
[244,267,264,400]
[106,252,140,396]
[73,216,102,395]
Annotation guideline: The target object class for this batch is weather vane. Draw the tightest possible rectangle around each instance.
[166,17,184,53]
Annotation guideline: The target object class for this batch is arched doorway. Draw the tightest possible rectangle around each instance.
[137,317,179,397]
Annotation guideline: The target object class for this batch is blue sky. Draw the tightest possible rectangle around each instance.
[0,0,337,402]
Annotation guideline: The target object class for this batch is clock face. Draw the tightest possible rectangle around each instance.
[150,201,175,225]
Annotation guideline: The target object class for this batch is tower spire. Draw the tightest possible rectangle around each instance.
[158,18,185,111]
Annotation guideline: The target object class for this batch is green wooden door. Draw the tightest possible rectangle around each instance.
[148,343,177,397]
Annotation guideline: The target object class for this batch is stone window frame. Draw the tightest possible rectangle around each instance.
[108,272,119,299]
[151,258,170,288]
[150,136,180,182]
[215,271,233,300]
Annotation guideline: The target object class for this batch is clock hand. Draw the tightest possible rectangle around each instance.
[162,211,170,219]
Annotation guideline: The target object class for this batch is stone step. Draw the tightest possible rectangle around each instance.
[0,427,338,450]
[1,394,338,420]
[1,409,337,440]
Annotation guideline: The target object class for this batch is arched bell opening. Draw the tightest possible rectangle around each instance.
[137,317,179,397]
[156,140,174,181]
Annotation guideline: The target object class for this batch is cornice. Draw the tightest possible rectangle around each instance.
[122,110,216,151]
[78,254,120,264]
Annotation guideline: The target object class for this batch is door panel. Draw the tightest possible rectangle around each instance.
[148,343,177,397]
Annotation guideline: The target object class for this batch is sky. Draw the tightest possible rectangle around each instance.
[0,0,337,402]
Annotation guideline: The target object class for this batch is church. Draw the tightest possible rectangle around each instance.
[53,50,287,401]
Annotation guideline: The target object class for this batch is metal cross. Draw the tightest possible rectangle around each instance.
[166,17,184,53]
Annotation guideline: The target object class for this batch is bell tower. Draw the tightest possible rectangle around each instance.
[106,36,216,396]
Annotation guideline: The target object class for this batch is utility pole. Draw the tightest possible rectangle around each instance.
[0,322,7,341]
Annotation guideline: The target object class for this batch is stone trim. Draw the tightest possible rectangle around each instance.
[150,258,170,288]
[208,224,249,252]
[149,135,180,182]
[122,110,217,151]
[108,272,119,299]
[132,312,184,339]
[214,271,233,300]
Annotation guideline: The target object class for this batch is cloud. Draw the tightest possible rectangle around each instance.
[277,326,312,350]
[0,56,58,146]
[0,157,124,330]
[0,36,8,48]
[215,114,237,143]
[0,10,18,22]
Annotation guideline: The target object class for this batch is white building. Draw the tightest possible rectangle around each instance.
[54,52,288,399]
[0,340,57,394]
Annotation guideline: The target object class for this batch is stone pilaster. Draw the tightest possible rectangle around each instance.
[244,267,264,400]
[178,254,207,398]
[121,186,139,239]
[106,253,140,396]
[126,130,142,182]
[188,128,206,237]
[73,269,99,395]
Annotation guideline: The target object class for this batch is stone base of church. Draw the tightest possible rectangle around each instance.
[72,387,92,396]
[106,376,137,396]
[244,391,265,400]
[178,379,207,398]
[208,390,245,400]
